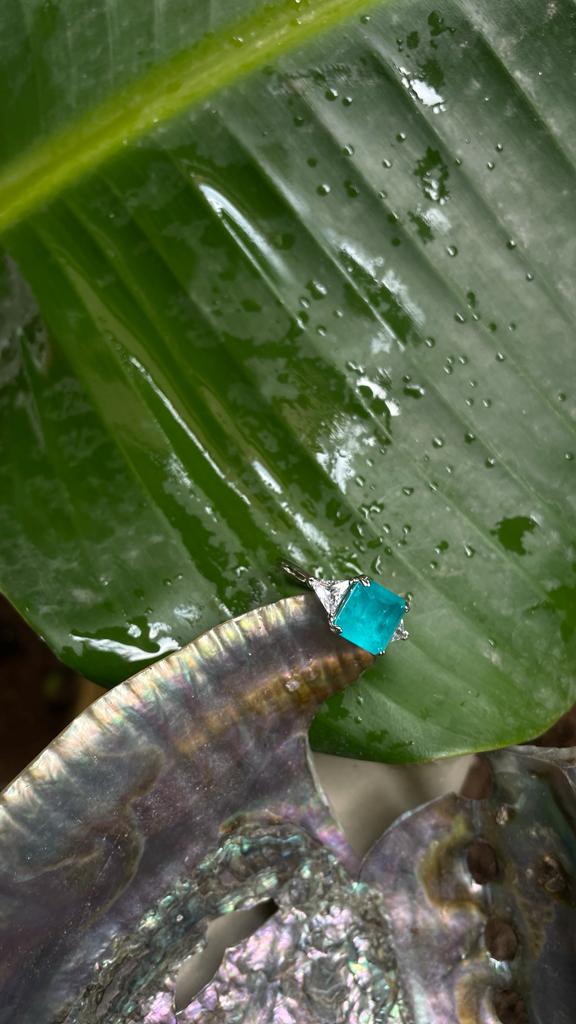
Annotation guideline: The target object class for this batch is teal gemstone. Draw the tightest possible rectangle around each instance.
[333,580,406,655]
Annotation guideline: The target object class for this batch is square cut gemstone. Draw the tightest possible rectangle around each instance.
[333,580,406,655]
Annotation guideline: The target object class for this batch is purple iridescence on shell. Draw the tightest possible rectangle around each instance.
[136,825,397,1023]
[2,594,576,1023]
[0,596,375,1023]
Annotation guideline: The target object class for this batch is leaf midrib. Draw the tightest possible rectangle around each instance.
[0,0,376,236]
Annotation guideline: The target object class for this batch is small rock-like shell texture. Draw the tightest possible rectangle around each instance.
[362,745,576,1024]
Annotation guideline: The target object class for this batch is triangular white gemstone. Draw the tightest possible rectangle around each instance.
[309,578,352,621]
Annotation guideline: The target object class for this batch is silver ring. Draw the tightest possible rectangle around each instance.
[281,561,410,656]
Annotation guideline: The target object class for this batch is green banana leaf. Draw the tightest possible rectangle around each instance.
[0,0,574,763]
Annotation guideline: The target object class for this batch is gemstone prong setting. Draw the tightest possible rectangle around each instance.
[281,561,411,657]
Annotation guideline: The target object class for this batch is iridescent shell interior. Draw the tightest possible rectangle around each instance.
[0,595,574,1023]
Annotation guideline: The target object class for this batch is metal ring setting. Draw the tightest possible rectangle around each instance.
[282,561,410,657]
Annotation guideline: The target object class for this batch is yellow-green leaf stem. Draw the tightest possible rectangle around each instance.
[0,0,375,235]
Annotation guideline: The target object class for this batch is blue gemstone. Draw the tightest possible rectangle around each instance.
[333,580,406,655]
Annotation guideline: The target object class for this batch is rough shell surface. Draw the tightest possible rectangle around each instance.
[0,594,574,1023]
